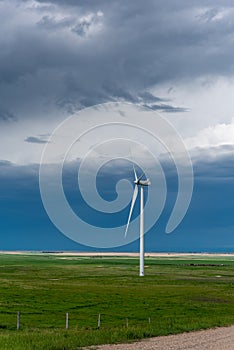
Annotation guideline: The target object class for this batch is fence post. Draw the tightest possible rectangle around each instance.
[148,317,151,324]
[17,311,20,330]
[66,312,69,329]
[98,313,101,329]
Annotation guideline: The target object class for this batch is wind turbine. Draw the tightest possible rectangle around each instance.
[125,166,151,277]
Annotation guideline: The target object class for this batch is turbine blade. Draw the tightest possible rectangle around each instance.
[138,172,145,181]
[125,185,138,237]
[133,164,138,182]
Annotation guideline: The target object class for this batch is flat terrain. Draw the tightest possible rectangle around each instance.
[0,253,233,349]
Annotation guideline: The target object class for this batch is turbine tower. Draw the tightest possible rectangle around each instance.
[125,166,151,277]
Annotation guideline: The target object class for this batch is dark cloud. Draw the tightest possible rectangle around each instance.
[0,160,13,167]
[0,108,17,122]
[24,136,48,144]
[37,15,74,30]
[146,104,189,113]
[192,145,234,180]
[138,92,164,103]
[1,0,234,121]
[0,150,234,251]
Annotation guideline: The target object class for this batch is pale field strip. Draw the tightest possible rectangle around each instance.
[1,251,234,258]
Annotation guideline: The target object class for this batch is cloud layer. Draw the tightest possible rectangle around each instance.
[0,152,233,251]
[1,1,234,251]
[1,0,234,122]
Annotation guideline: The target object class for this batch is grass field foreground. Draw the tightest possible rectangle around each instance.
[0,253,233,349]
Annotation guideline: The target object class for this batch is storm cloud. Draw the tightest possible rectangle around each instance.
[1,1,234,251]
[0,152,233,251]
[25,136,48,144]
[1,0,234,120]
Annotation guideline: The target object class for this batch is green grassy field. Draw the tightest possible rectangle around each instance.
[0,253,234,349]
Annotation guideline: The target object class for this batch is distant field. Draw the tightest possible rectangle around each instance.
[0,253,233,349]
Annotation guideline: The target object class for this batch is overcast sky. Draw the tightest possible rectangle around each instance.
[1,0,234,251]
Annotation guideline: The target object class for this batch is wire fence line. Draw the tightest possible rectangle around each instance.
[13,311,154,331]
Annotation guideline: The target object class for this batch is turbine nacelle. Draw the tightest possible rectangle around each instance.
[134,179,151,186]
[133,164,150,186]
[125,165,150,238]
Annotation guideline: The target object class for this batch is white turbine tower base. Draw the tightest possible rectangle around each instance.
[125,166,150,277]
[140,185,144,277]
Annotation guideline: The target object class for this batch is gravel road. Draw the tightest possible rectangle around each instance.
[86,325,234,350]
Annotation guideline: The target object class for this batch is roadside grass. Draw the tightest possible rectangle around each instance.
[0,254,233,349]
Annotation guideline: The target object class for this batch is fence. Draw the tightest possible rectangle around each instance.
[13,311,153,331]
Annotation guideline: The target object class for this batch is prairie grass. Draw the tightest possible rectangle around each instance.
[0,253,233,349]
